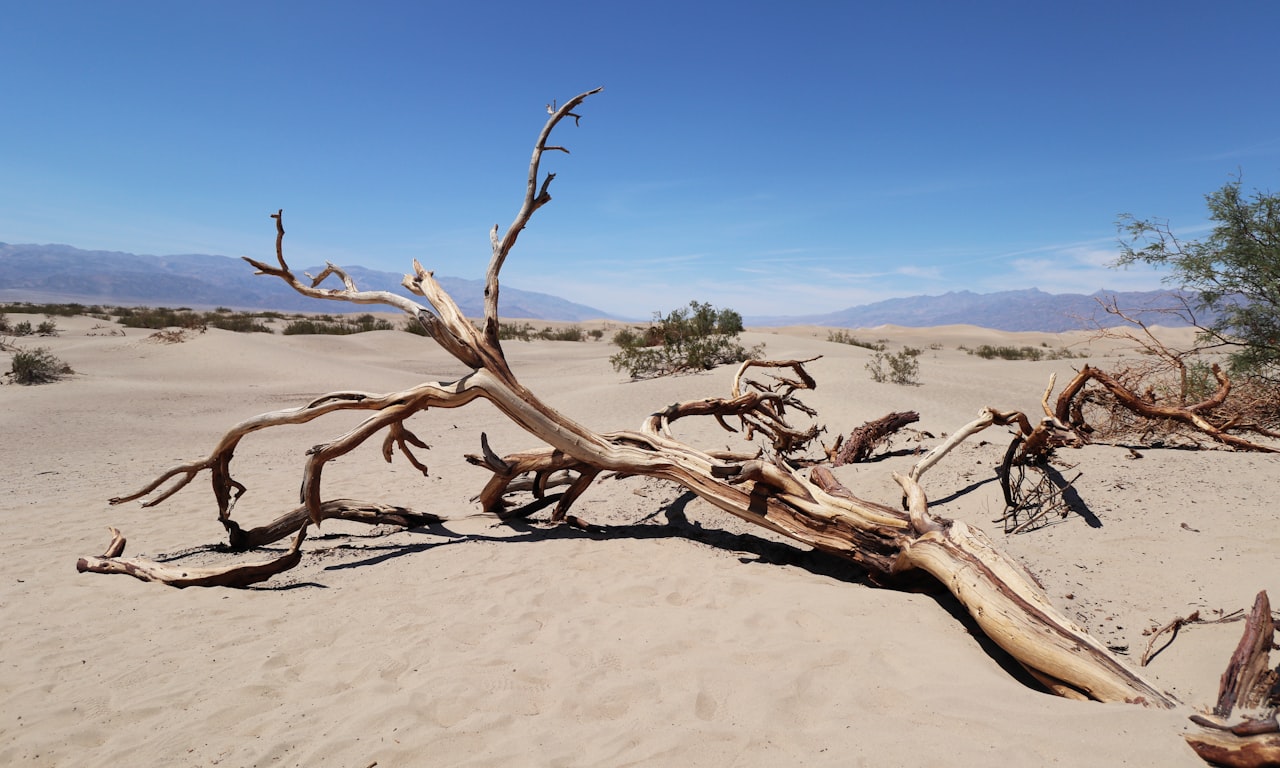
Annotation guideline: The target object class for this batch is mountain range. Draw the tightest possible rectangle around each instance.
[0,243,614,322]
[745,287,1207,333]
[1,243,1203,332]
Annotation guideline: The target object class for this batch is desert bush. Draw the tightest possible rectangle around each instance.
[826,329,885,351]
[972,344,1045,361]
[498,322,537,341]
[115,307,207,330]
[497,322,588,342]
[0,302,87,317]
[866,347,921,385]
[207,315,273,333]
[401,318,431,336]
[282,313,394,335]
[36,320,60,336]
[965,344,1077,361]
[7,346,73,385]
[539,325,585,342]
[12,320,33,336]
[610,301,761,378]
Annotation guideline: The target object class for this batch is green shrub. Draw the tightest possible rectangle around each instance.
[282,313,393,335]
[115,307,207,330]
[610,301,761,378]
[401,318,431,336]
[498,322,536,341]
[965,344,1077,361]
[497,322,588,342]
[7,347,73,384]
[826,329,885,351]
[866,347,921,385]
[539,325,585,342]
[36,320,60,336]
[207,315,273,333]
[0,302,86,317]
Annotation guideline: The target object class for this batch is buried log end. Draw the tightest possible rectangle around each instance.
[1184,729,1280,768]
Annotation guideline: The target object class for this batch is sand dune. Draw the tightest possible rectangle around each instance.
[1,314,1274,766]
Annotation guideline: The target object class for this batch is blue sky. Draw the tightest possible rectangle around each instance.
[3,1,1278,317]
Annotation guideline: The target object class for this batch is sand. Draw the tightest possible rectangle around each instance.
[1,313,1275,766]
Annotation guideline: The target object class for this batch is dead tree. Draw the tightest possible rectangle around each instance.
[78,88,1279,765]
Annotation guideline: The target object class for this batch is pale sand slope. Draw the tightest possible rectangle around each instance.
[1,315,1275,767]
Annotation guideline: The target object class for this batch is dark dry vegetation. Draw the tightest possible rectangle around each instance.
[0,302,604,385]
[961,343,1080,361]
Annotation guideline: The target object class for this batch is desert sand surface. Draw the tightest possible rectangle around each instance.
[1,312,1276,767]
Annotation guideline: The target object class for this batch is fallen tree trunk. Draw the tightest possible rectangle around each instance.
[79,87,1280,765]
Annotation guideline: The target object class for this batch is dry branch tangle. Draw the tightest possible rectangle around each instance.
[81,87,1278,766]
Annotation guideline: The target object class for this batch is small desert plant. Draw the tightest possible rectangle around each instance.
[282,313,394,335]
[7,346,74,384]
[611,301,761,378]
[36,320,60,336]
[498,322,537,341]
[866,347,921,385]
[206,314,273,333]
[496,323,587,342]
[966,344,1077,361]
[826,329,885,351]
[401,318,431,336]
[115,307,207,331]
[539,325,586,342]
[0,302,87,317]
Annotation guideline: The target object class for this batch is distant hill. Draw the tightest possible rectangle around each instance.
[0,243,618,322]
[746,288,1210,332]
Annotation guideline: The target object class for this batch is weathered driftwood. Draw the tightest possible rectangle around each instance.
[80,87,1280,765]
[77,526,308,588]
[1185,591,1280,767]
